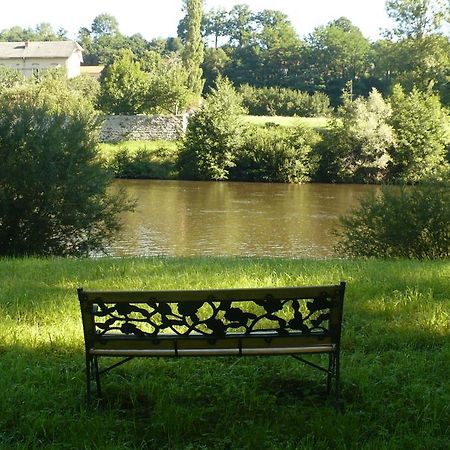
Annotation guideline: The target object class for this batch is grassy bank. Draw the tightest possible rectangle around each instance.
[244,115,329,129]
[1,257,449,449]
[98,140,179,179]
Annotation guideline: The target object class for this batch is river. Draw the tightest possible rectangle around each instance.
[107,180,379,258]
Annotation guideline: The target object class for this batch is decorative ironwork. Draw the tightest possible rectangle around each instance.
[93,292,334,338]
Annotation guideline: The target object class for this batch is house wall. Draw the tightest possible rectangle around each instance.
[65,52,82,78]
[99,114,189,142]
[0,56,80,78]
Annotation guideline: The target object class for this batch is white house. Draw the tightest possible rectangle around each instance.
[0,40,83,78]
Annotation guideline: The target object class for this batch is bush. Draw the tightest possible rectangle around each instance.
[239,85,332,117]
[100,141,179,179]
[231,125,321,183]
[335,178,450,259]
[0,78,131,257]
[387,85,449,182]
[178,77,247,180]
[317,88,395,183]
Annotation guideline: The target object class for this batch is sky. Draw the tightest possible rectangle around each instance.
[1,0,395,42]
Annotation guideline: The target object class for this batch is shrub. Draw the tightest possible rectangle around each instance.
[387,85,449,182]
[317,88,395,183]
[0,78,131,257]
[178,77,247,180]
[102,142,179,179]
[239,85,332,117]
[232,125,321,183]
[335,177,450,259]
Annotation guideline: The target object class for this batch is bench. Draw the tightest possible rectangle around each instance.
[78,282,346,408]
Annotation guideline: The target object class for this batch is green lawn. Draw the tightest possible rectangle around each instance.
[243,115,329,129]
[1,257,449,449]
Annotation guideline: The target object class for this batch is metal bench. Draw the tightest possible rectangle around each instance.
[78,282,345,408]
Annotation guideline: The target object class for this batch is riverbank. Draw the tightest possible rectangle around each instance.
[1,257,449,448]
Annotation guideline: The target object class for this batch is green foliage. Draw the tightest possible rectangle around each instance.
[304,17,371,104]
[388,85,449,182]
[239,85,332,117]
[232,125,321,183]
[146,57,193,114]
[0,78,130,257]
[68,74,100,105]
[0,22,67,41]
[336,178,450,258]
[181,0,205,98]
[99,140,179,179]
[385,0,448,38]
[98,50,149,114]
[0,66,25,92]
[318,89,396,182]
[178,77,246,180]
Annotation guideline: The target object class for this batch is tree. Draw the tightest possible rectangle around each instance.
[0,76,130,256]
[0,23,66,41]
[385,0,448,39]
[318,88,396,182]
[181,0,205,98]
[387,85,449,182]
[304,18,371,104]
[146,58,193,114]
[226,4,255,47]
[203,8,228,48]
[98,50,149,114]
[0,67,25,92]
[178,77,246,180]
[91,13,120,38]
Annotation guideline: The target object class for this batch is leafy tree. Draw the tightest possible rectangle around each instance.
[181,0,205,98]
[335,177,450,259]
[178,77,246,180]
[202,47,230,92]
[146,58,193,114]
[91,13,120,38]
[387,85,449,181]
[304,18,371,104]
[318,88,396,182]
[385,0,448,39]
[226,4,255,47]
[203,8,228,48]
[0,76,130,256]
[0,23,66,41]
[0,67,25,92]
[98,50,149,114]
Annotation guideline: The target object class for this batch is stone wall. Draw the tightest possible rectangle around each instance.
[99,114,188,142]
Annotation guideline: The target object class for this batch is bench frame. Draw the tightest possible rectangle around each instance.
[78,282,345,408]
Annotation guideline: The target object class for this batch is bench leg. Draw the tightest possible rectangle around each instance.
[85,354,101,407]
[93,355,101,396]
[85,354,92,407]
[326,352,341,411]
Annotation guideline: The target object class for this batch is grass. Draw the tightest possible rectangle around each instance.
[98,140,179,179]
[1,257,449,449]
[243,115,329,130]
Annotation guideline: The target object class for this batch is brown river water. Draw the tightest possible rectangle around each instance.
[107,180,379,258]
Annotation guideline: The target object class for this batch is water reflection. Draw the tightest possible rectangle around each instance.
[108,180,379,258]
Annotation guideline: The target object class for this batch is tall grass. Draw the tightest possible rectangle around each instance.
[1,257,449,449]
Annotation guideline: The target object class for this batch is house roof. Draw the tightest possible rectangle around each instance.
[0,41,83,59]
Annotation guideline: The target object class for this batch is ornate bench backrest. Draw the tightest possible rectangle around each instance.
[79,284,345,349]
